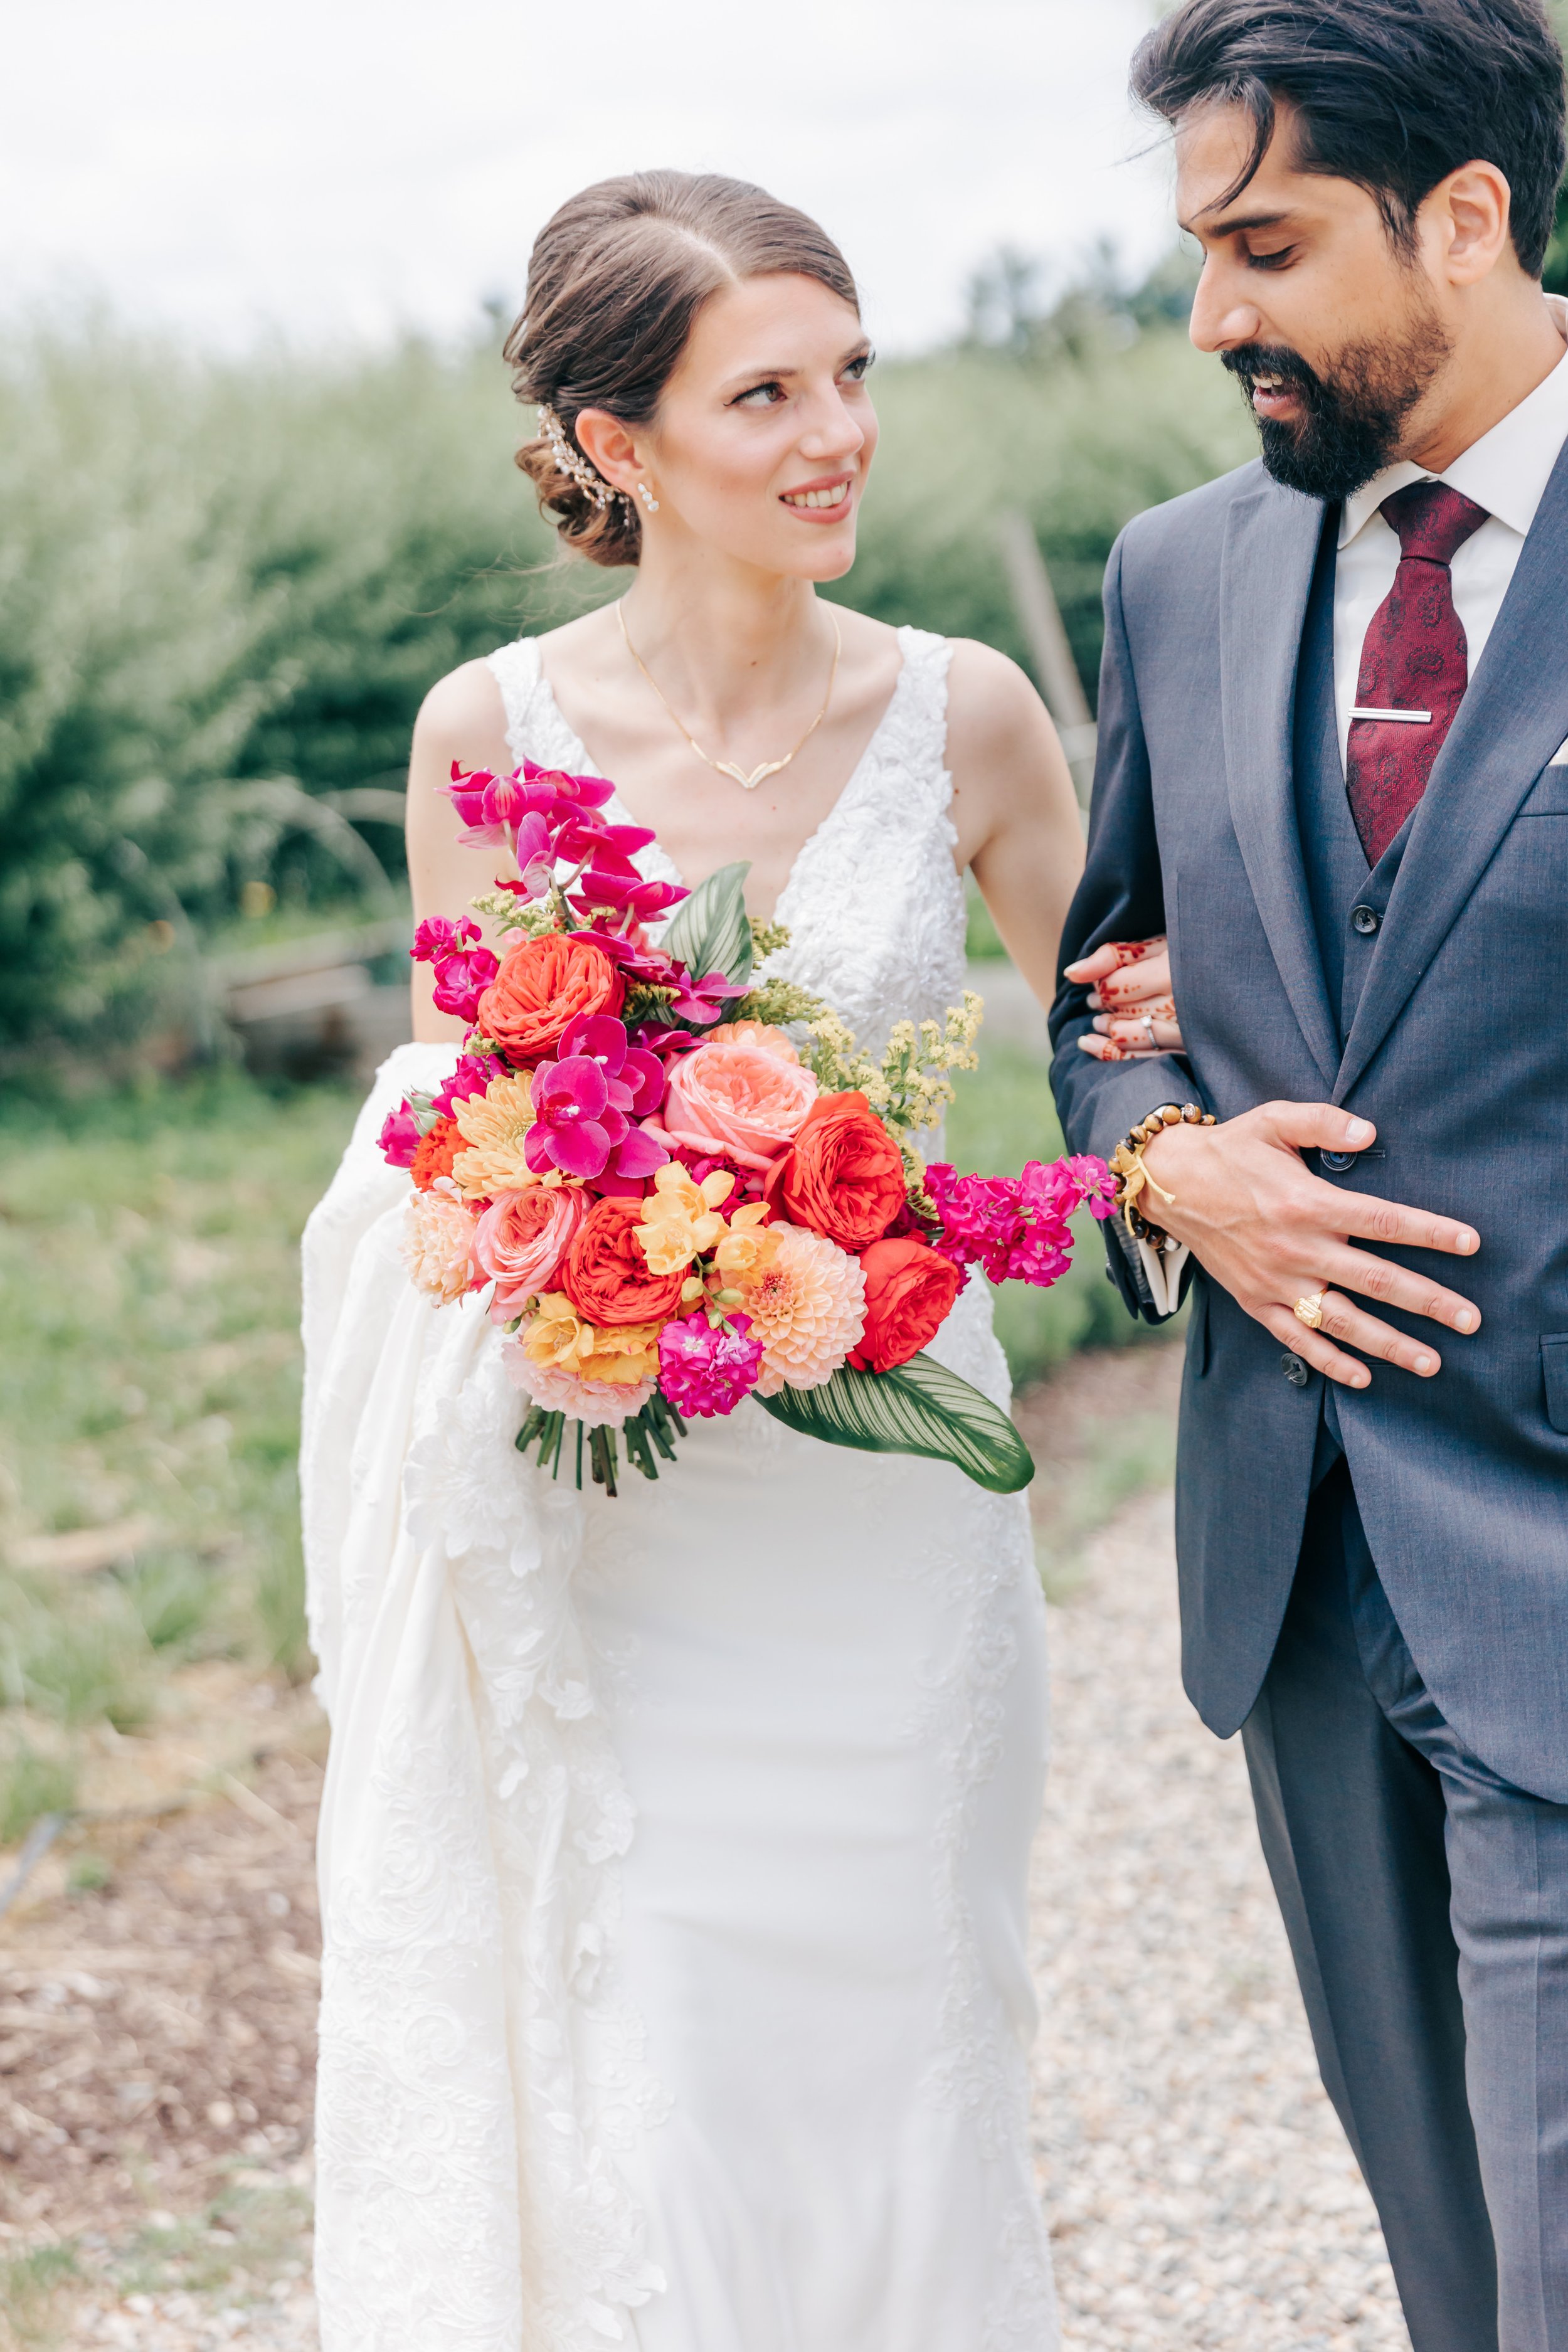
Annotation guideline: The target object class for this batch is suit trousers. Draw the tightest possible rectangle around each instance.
[1241,1454,1568,2352]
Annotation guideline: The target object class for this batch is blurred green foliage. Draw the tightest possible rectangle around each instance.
[0,300,1253,1052]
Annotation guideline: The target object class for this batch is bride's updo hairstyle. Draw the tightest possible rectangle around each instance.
[506,171,859,568]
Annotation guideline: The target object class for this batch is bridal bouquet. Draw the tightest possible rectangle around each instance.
[379,759,1114,1496]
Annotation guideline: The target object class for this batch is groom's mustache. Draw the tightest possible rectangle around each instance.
[1220,343,1325,405]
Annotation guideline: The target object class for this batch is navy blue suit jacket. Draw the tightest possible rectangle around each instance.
[1050,453,1568,1802]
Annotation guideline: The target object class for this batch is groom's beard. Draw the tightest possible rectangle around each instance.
[1222,313,1453,501]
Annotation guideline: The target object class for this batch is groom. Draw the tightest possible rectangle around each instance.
[1051,3,1568,2345]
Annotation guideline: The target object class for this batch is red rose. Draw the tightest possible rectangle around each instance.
[768,1092,907,1251]
[559,1195,685,1328]
[476,933,625,1067]
[848,1236,963,1372]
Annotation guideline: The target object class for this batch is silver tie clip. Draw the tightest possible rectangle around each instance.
[1350,707,1432,724]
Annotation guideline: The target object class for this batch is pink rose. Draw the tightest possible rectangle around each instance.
[657,1042,818,1172]
[471,1185,589,1322]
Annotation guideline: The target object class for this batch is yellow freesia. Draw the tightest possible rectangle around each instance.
[711,1202,776,1281]
[636,1162,735,1275]
[521,1293,661,1384]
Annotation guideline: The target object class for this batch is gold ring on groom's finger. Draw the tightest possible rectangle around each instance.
[1293,1290,1327,1331]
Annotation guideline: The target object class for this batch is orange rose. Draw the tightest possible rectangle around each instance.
[411,1115,463,1191]
[769,1092,908,1252]
[477,933,625,1067]
[560,1195,686,1328]
[847,1236,962,1372]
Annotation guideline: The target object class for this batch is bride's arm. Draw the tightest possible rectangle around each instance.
[943,640,1166,1019]
[945,639,1084,1009]
[405,660,517,1043]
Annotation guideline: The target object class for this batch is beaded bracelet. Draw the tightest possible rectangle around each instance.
[1108,1101,1216,1251]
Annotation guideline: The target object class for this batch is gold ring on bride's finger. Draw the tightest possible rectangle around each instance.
[1293,1289,1327,1330]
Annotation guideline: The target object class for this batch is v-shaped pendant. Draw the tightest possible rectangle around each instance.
[712,756,789,791]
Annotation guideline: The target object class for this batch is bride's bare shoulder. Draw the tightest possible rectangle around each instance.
[413,657,511,767]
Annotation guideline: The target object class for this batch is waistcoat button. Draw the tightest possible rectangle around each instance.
[1351,904,1380,936]
[1281,1352,1311,1387]
[1320,1148,1357,1173]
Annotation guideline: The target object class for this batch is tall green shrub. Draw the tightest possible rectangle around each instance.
[0,312,1253,1049]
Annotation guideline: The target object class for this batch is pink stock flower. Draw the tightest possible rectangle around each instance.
[657,1312,765,1417]
[412,916,480,965]
[378,1102,420,1167]
[471,1184,589,1320]
[658,1041,818,1172]
[924,1153,1113,1291]
[430,942,501,1022]
[432,1054,501,1116]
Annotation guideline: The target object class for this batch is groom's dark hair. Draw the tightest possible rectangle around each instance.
[1132,0,1567,277]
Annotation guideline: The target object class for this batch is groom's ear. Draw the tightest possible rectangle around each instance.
[1419,159,1517,290]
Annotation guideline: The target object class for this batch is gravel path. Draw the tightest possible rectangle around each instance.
[1031,1486,1411,2351]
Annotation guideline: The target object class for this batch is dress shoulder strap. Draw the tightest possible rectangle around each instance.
[486,638,586,771]
[879,625,955,822]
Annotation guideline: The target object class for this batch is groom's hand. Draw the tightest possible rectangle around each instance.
[1138,1102,1481,1389]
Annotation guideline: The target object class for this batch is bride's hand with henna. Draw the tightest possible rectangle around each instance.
[1063,936,1182,1059]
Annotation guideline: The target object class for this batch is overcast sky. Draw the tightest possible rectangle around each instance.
[3,0,1174,354]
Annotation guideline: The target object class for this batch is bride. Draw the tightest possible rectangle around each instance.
[301,169,1175,2351]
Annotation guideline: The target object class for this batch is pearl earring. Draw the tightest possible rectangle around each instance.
[637,481,659,514]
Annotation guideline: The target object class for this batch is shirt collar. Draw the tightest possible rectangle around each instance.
[1338,293,1568,549]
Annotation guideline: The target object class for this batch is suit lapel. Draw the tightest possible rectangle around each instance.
[1336,437,1568,1101]
[1219,482,1340,1089]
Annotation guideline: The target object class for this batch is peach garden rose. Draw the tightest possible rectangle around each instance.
[659,1041,818,1172]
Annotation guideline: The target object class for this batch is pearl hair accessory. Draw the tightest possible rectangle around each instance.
[536,405,620,513]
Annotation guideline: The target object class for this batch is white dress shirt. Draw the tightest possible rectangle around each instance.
[1138,297,1568,1320]
[1333,294,1568,767]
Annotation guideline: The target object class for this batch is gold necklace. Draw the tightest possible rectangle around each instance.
[617,600,842,791]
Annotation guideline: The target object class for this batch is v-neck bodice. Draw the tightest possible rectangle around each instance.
[485,625,967,1059]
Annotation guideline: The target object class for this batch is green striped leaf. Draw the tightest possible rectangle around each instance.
[754,1352,1035,1494]
[661,859,753,989]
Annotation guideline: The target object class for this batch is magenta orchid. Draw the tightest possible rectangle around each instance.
[525,1054,671,1183]
[524,1019,670,1184]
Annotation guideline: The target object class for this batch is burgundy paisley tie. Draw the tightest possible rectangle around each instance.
[1345,480,1489,864]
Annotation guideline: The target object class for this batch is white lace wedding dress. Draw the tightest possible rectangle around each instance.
[300,627,1057,2351]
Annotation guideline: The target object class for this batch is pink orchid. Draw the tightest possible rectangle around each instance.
[558,1012,667,1117]
[521,760,617,815]
[378,1102,420,1167]
[569,871,689,926]
[525,1039,672,1184]
[525,1055,623,1180]
[442,766,495,833]
[664,967,731,1025]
